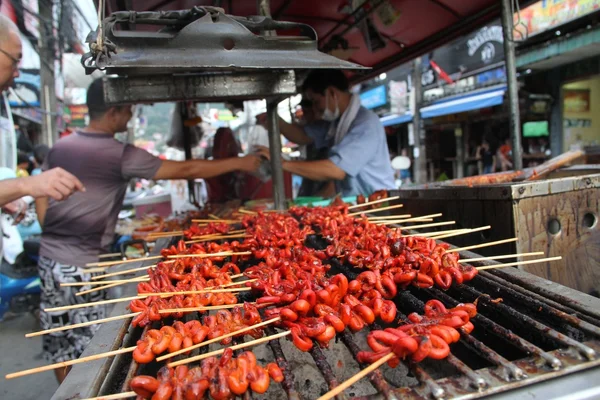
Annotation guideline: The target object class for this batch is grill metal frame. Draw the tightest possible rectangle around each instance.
[51,239,600,400]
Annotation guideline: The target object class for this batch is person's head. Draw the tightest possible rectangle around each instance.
[213,127,239,159]
[33,144,49,165]
[0,14,22,92]
[86,78,133,133]
[302,70,350,121]
[16,151,30,170]
[299,97,316,124]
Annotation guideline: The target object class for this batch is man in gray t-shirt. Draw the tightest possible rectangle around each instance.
[35,78,261,382]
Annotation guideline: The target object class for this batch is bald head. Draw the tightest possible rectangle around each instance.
[0,14,22,92]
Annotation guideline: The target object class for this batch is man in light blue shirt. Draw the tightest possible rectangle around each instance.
[260,70,395,197]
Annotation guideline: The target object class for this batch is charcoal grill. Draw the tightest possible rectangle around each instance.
[51,235,600,400]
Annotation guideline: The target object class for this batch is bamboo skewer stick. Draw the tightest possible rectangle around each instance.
[146,231,184,237]
[347,196,400,210]
[26,313,140,337]
[158,302,252,314]
[167,251,252,259]
[317,353,395,400]
[45,295,142,312]
[447,237,518,253]
[91,265,157,280]
[476,256,562,271]
[189,229,245,239]
[90,259,178,280]
[404,228,470,238]
[372,213,443,224]
[61,276,149,287]
[366,214,412,220]
[208,214,221,220]
[347,203,403,217]
[429,225,491,239]
[167,330,291,368]
[191,219,241,223]
[185,234,251,244]
[156,317,281,362]
[392,221,456,230]
[5,346,137,379]
[86,255,163,268]
[237,209,257,215]
[76,281,127,296]
[45,287,251,312]
[458,251,545,263]
[81,392,136,400]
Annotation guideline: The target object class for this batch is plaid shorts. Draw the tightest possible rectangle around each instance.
[38,256,108,363]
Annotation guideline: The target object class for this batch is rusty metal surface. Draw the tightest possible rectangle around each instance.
[82,7,366,75]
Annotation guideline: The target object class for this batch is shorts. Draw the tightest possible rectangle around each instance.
[38,255,108,363]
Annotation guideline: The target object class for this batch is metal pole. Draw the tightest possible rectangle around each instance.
[501,0,523,171]
[411,57,427,184]
[266,101,286,210]
[39,0,58,146]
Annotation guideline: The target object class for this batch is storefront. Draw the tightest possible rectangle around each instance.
[517,0,600,158]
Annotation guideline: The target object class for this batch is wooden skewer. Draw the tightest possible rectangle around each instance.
[167,330,291,368]
[347,196,400,210]
[45,290,250,312]
[372,214,443,224]
[97,252,125,259]
[185,234,250,244]
[5,346,137,379]
[158,302,252,314]
[76,281,127,296]
[156,317,281,361]
[366,214,412,221]
[45,295,143,312]
[429,225,491,240]
[208,214,221,220]
[26,313,140,337]
[146,231,184,237]
[404,228,470,238]
[191,219,240,223]
[317,353,395,400]
[167,251,252,259]
[86,255,163,268]
[91,265,157,280]
[81,391,136,400]
[476,256,562,271]
[61,276,149,287]
[447,237,518,253]
[237,209,257,215]
[393,221,456,230]
[190,229,246,239]
[347,203,403,217]
[459,251,545,263]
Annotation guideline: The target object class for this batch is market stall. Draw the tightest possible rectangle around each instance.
[6,3,600,400]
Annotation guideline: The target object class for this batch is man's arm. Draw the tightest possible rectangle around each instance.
[257,114,313,145]
[281,159,345,181]
[153,155,261,181]
[278,119,314,145]
[0,168,84,207]
[35,197,48,226]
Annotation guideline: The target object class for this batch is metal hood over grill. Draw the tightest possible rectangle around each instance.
[82,6,366,76]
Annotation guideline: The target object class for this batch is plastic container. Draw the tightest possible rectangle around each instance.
[132,193,172,218]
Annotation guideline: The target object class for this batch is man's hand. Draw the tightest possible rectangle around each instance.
[2,199,26,224]
[25,168,85,200]
[237,154,262,173]
[254,145,271,161]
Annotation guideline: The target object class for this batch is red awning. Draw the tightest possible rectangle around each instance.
[95,0,530,82]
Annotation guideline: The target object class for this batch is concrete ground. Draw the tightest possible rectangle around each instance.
[0,312,59,400]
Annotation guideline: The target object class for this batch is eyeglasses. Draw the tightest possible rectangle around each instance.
[0,48,21,69]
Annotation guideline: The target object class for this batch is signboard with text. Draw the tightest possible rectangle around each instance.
[516,0,600,39]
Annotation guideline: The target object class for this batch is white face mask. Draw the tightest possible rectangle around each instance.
[322,91,340,122]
